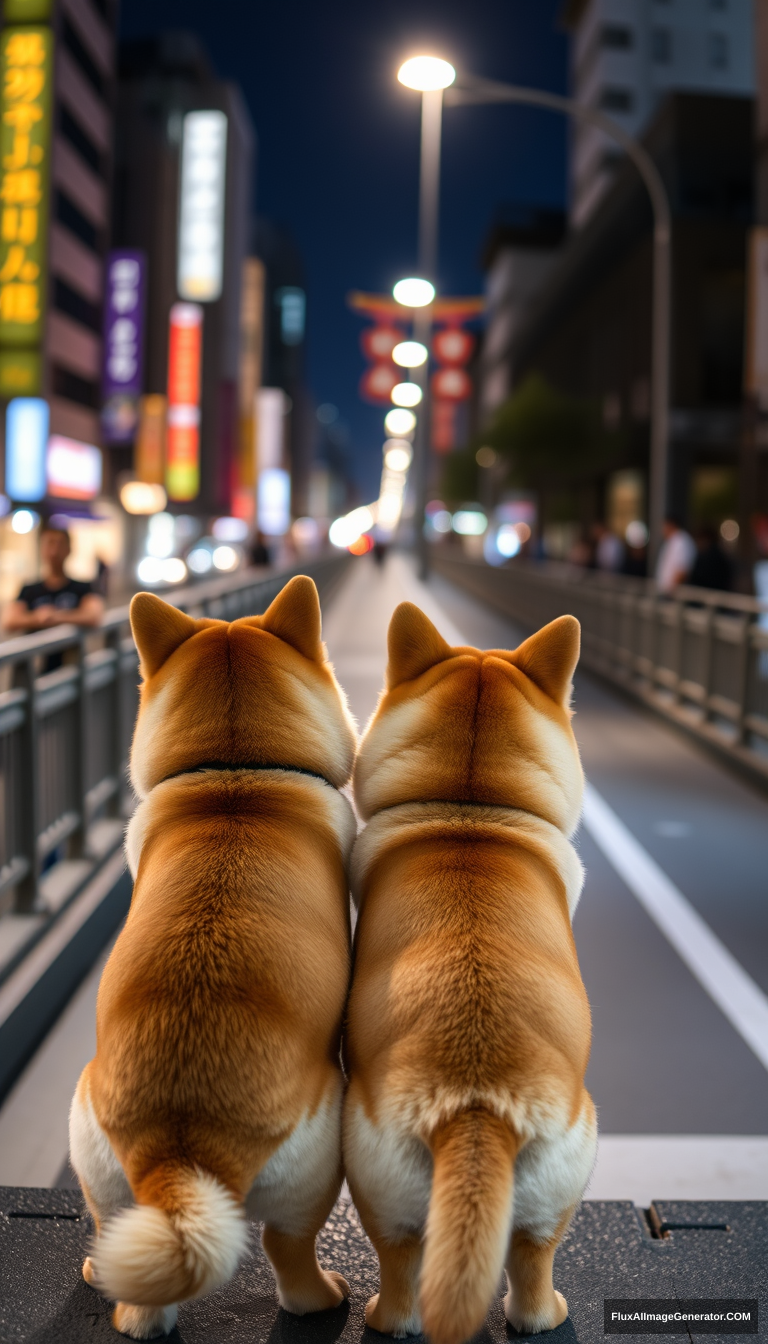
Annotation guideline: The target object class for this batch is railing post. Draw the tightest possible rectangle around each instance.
[70,632,88,858]
[733,613,753,747]
[15,657,39,913]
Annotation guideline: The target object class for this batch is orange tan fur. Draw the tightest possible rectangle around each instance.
[343,604,596,1343]
[69,577,357,1339]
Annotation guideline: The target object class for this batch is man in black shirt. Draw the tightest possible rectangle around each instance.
[4,523,104,636]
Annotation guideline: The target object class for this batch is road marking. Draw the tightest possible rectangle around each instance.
[582,784,768,1072]
[397,555,768,1076]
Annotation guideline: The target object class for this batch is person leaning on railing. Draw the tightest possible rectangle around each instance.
[3,522,104,638]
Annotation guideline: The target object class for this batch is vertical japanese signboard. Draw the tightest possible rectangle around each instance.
[0,24,52,397]
[102,250,146,443]
[166,303,202,500]
[177,111,227,303]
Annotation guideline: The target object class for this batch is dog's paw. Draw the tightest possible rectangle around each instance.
[279,1269,350,1315]
[504,1288,568,1335]
[365,1291,422,1337]
[81,1256,96,1286]
[111,1303,177,1339]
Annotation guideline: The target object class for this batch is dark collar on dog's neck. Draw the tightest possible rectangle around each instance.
[161,761,335,789]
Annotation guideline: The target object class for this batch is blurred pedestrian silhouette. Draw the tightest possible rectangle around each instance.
[688,526,732,592]
[655,516,695,592]
[249,531,272,568]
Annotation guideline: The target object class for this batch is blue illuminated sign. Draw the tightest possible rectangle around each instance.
[5,397,48,501]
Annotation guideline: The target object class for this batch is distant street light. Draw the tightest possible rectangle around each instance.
[393,340,428,367]
[385,407,417,436]
[392,382,423,408]
[393,277,435,307]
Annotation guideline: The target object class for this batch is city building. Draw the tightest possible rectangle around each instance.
[476,206,566,426]
[112,32,254,516]
[251,215,313,520]
[475,92,755,550]
[0,0,119,597]
[562,0,754,228]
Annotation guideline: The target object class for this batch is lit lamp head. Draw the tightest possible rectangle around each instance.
[393,277,435,308]
[384,407,416,437]
[391,382,423,408]
[397,56,456,92]
[393,340,428,368]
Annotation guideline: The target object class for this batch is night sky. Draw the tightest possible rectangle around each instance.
[120,0,569,502]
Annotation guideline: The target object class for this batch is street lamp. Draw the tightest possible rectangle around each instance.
[396,55,456,578]
[394,57,672,572]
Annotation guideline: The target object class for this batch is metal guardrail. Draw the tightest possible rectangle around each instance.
[432,552,768,783]
[0,554,350,984]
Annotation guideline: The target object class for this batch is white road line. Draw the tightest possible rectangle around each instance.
[397,555,768,1076]
[582,784,768,1073]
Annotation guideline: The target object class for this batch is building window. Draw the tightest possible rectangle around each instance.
[62,17,105,98]
[599,88,634,113]
[55,190,100,253]
[51,364,100,410]
[709,32,728,69]
[53,277,101,333]
[601,24,633,49]
[651,27,673,63]
[59,107,104,178]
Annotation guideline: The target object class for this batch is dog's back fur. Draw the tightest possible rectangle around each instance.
[70,577,357,1336]
[344,604,596,1344]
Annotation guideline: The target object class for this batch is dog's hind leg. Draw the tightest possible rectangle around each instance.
[504,1093,596,1335]
[69,1066,178,1339]
[251,1076,349,1315]
[343,1089,430,1337]
[69,1065,133,1281]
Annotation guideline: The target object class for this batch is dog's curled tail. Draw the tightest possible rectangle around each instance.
[91,1164,248,1307]
[420,1109,520,1344]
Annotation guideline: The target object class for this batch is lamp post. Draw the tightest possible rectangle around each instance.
[396,62,672,571]
[396,57,456,579]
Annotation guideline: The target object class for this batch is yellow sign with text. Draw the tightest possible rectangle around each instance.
[0,26,52,348]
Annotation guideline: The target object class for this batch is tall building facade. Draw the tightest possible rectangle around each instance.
[476,207,566,426]
[563,0,755,227]
[0,0,118,463]
[112,33,254,515]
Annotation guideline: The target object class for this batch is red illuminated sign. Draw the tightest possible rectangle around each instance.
[433,327,474,366]
[166,302,202,500]
[431,366,472,402]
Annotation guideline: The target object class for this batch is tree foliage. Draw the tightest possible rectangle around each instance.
[440,373,624,504]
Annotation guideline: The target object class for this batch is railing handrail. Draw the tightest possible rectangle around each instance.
[497,557,768,616]
[0,554,350,990]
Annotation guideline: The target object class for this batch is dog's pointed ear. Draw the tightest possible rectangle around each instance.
[387,602,453,688]
[512,615,580,705]
[130,593,198,679]
[259,575,324,661]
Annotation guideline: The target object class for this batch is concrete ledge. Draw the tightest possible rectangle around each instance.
[0,852,131,1102]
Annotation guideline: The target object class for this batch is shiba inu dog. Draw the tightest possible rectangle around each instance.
[69,577,357,1339]
[344,603,596,1343]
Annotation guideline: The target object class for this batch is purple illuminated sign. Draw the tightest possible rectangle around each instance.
[102,249,146,444]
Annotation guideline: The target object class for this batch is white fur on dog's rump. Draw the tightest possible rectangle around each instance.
[92,1169,248,1307]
